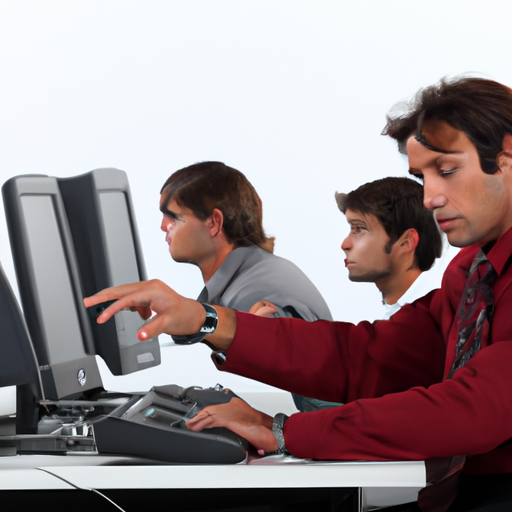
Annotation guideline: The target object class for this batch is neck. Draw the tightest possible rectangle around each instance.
[377,267,422,305]
[200,244,236,284]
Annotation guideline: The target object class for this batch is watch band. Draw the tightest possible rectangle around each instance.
[172,303,218,345]
[272,413,290,455]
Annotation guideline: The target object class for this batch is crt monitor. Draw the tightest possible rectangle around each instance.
[57,168,161,376]
[2,175,104,401]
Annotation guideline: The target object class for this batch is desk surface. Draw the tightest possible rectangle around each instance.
[0,452,425,491]
[0,390,425,512]
[0,391,426,492]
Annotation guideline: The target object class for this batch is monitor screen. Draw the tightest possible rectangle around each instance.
[20,194,85,364]
[100,191,141,287]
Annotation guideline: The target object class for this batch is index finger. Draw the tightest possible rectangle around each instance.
[83,283,152,323]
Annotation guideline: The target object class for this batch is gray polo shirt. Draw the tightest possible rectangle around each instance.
[197,246,338,412]
[197,246,332,322]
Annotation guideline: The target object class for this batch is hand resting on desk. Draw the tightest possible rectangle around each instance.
[186,397,278,453]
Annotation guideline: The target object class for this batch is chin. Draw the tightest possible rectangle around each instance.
[348,274,368,283]
[170,252,184,263]
[446,232,482,248]
[170,252,194,265]
[349,270,390,283]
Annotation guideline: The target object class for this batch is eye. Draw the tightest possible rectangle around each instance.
[350,225,365,235]
[439,167,458,177]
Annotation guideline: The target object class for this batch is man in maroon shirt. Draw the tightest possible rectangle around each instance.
[84,77,512,512]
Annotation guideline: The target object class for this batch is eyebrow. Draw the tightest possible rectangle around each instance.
[415,132,465,156]
[159,204,181,220]
[415,133,452,154]
[348,218,368,227]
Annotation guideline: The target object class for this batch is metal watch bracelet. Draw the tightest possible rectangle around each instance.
[272,413,290,455]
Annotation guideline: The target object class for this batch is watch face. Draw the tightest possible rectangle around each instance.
[200,304,218,334]
[200,317,216,334]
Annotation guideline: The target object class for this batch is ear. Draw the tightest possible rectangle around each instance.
[397,228,419,254]
[497,134,512,170]
[503,133,512,153]
[208,208,224,237]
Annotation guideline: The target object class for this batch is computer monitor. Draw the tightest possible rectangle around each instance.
[2,175,104,401]
[57,168,160,375]
[0,261,39,389]
[0,262,41,438]
[2,170,161,400]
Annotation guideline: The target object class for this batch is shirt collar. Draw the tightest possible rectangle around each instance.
[485,225,512,276]
[199,247,255,302]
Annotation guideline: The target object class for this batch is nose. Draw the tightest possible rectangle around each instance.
[422,179,448,211]
[341,234,351,253]
[160,216,172,233]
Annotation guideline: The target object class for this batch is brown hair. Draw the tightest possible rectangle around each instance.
[161,162,274,253]
[336,177,442,271]
[383,76,512,174]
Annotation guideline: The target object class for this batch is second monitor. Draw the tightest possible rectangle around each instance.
[58,168,161,377]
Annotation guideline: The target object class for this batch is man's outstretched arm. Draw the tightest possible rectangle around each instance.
[83,279,237,351]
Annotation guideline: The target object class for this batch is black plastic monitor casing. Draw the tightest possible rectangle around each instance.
[0,262,41,438]
[0,263,39,389]
[2,175,104,401]
[57,169,160,375]
[2,169,161,401]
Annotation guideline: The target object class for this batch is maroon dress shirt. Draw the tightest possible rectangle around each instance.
[216,226,512,476]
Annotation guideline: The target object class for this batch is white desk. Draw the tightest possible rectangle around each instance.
[0,453,425,511]
[0,453,425,489]
[0,392,426,511]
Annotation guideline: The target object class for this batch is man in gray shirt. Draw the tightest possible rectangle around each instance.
[159,161,335,409]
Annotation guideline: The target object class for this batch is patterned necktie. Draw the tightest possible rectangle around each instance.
[448,248,497,378]
[418,249,497,512]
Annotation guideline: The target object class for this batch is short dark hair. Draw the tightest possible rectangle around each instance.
[161,161,274,253]
[335,177,442,271]
[383,76,512,174]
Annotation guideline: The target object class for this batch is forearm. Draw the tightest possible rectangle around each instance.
[216,308,445,403]
[281,341,512,462]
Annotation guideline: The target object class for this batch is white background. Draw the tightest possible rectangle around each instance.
[0,1,510,400]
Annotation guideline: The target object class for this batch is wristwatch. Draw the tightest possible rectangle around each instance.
[272,413,290,454]
[172,303,218,345]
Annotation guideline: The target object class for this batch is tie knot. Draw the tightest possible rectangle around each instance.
[469,249,496,283]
